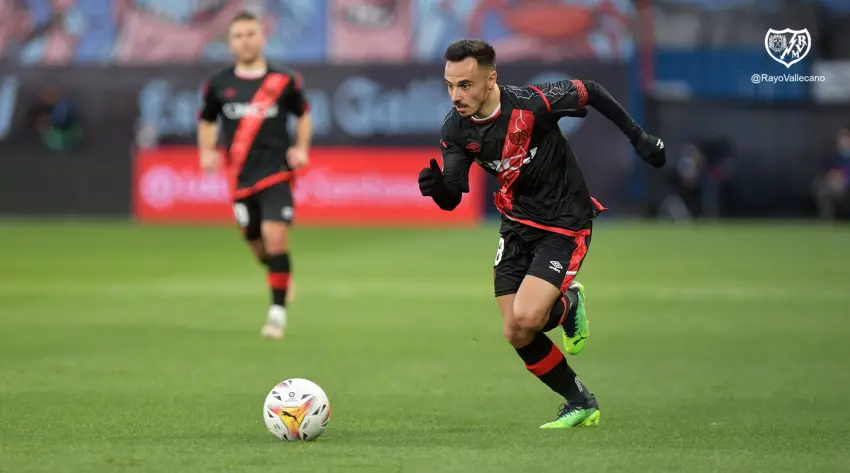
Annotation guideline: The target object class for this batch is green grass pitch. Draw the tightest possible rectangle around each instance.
[1,221,849,472]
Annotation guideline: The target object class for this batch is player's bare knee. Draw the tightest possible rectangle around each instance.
[261,223,289,254]
[503,322,533,347]
[512,304,547,331]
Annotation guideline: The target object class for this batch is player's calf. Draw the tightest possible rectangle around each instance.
[246,239,296,305]
[261,221,291,339]
[247,238,269,266]
[498,294,592,405]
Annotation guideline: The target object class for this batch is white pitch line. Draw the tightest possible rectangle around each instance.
[0,280,847,302]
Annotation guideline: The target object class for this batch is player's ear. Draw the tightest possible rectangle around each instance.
[488,70,497,90]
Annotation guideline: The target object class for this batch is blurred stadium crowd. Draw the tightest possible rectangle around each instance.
[1,0,849,222]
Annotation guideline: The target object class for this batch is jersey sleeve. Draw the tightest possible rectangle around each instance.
[440,119,474,194]
[198,80,222,123]
[283,72,310,117]
[529,79,642,139]
[528,79,587,122]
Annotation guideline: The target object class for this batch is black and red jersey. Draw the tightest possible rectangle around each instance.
[440,80,606,236]
[199,64,309,199]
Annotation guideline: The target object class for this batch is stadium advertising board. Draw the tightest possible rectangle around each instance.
[0,62,631,216]
[134,146,484,226]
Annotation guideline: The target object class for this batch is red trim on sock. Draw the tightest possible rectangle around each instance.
[525,343,564,377]
[268,272,290,290]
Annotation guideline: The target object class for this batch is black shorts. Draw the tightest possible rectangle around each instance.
[493,224,592,297]
[232,181,294,241]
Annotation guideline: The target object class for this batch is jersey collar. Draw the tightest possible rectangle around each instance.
[234,65,268,79]
[470,102,501,124]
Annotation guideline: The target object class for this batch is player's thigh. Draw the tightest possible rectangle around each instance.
[513,274,563,330]
[233,197,262,242]
[494,231,538,342]
[526,230,592,294]
[259,182,294,253]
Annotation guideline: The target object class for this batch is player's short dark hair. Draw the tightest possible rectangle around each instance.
[444,40,496,68]
[231,11,260,25]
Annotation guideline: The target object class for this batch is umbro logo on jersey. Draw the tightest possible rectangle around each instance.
[549,261,563,273]
[657,139,664,149]
[466,142,481,153]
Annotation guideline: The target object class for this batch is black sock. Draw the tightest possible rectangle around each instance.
[541,290,578,333]
[515,333,590,404]
[266,253,290,306]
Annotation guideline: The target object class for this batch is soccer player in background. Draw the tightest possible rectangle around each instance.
[418,40,666,428]
[197,11,311,340]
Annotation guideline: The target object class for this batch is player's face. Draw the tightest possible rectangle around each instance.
[445,58,496,118]
[228,19,265,64]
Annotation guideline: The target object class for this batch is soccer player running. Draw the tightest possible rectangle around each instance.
[197,11,311,340]
[418,40,666,428]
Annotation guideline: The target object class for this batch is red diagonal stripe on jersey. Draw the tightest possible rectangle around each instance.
[494,109,535,212]
[228,73,290,192]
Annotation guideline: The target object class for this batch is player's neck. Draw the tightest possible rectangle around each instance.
[234,58,268,79]
[473,85,501,121]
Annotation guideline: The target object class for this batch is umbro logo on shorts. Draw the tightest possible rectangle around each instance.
[549,261,563,273]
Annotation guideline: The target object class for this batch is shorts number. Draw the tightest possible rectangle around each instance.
[233,203,250,228]
[494,237,505,266]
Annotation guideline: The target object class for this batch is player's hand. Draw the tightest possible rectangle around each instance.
[199,148,221,172]
[287,146,309,169]
[418,158,446,197]
[632,131,666,168]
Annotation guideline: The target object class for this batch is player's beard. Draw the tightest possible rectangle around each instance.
[469,87,494,118]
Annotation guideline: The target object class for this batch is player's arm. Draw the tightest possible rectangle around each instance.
[197,81,222,172]
[418,137,473,211]
[284,72,311,169]
[535,80,666,168]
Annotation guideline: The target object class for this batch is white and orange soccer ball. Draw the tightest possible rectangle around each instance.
[263,378,331,442]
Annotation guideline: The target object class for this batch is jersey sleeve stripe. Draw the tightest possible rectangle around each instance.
[570,80,589,108]
[528,85,550,112]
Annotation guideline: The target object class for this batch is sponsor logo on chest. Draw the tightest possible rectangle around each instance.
[478,147,538,172]
[222,102,279,120]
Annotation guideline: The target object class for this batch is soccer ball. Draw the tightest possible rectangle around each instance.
[263,378,331,442]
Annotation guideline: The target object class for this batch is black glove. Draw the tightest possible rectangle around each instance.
[631,130,666,168]
[418,158,446,197]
